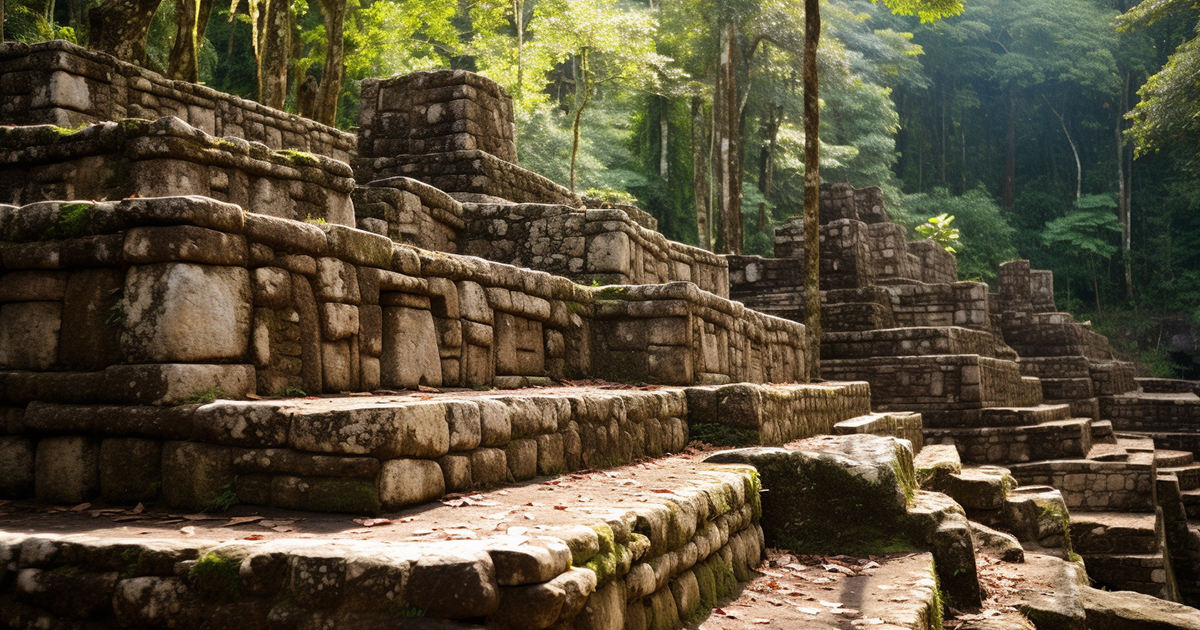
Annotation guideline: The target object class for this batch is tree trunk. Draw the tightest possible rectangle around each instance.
[1003,92,1016,208]
[570,102,585,191]
[758,104,780,196]
[660,96,670,182]
[1117,71,1132,301]
[1090,254,1102,318]
[514,0,524,99]
[259,0,290,109]
[88,0,164,65]
[802,0,821,379]
[1,0,6,41]
[314,0,346,126]
[568,49,589,192]
[168,0,213,81]
[713,20,742,254]
[1041,95,1081,200]
[691,95,711,250]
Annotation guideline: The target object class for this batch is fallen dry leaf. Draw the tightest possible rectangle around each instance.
[224,516,265,527]
[69,503,91,512]
[353,518,393,527]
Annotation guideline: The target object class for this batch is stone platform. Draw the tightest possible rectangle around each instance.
[0,454,765,630]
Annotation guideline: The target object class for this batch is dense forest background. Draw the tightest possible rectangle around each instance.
[2,0,1198,374]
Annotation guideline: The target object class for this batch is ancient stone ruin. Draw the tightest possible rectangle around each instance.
[3,38,1200,630]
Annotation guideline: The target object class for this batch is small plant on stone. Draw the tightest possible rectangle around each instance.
[205,482,240,512]
[304,215,327,224]
[105,299,126,326]
[915,213,960,254]
[278,386,307,398]
[186,388,227,405]
[189,550,243,600]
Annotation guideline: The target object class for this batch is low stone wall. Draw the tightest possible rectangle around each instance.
[359,70,517,164]
[0,197,807,403]
[834,411,924,451]
[1008,455,1156,512]
[458,203,728,297]
[0,117,355,225]
[907,239,958,285]
[822,354,1043,420]
[1101,393,1200,432]
[1137,377,1200,394]
[0,463,766,630]
[821,326,1010,360]
[924,419,1092,465]
[0,40,355,162]
[686,382,872,445]
[885,281,993,332]
[0,383,876,512]
[355,149,580,206]
[352,176,465,252]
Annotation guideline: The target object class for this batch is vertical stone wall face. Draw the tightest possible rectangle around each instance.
[359,71,517,163]
[0,40,355,162]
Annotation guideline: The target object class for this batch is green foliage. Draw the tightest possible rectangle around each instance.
[897,188,1016,283]
[688,423,761,447]
[914,213,960,253]
[278,386,307,397]
[204,482,240,512]
[1041,195,1121,260]
[189,551,243,601]
[106,299,126,327]
[186,388,227,405]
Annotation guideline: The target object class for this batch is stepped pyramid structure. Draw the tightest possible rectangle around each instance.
[3,39,1200,630]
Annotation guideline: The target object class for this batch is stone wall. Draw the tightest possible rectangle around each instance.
[0,117,355,225]
[0,464,766,630]
[356,149,580,206]
[352,176,464,252]
[1009,455,1156,512]
[458,203,729,297]
[0,197,807,403]
[0,40,355,162]
[359,70,517,164]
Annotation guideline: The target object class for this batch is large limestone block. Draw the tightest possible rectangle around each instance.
[0,436,36,497]
[112,576,204,630]
[123,225,249,266]
[161,441,234,511]
[587,232,632,275]
[495,312,544,376]
[99,438,162,503]
[123,263,252,362]
[59,268,124,370]
[0,301,62,370]
[380,306,443,387]
[34,436,100,504]
[290,402,448,458]
[378,458,445,508]
[405,549,501,618]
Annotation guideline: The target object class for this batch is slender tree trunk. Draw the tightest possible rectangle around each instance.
[1,0,6,41]
[570,102,586,191]
[712,20,742,254]
[1117,71,1132,300]
[802,0,821,380]
[1090,254,1102,317]
[568,50,589,192]
[1042,95,1081,200]
[659,96,670,181]
[168,0,213,81]
[259,0,290,108]
[314,0,346,126]
[1003,92,1016,208]
[691,95,711,250]
[88,0,164,65]
[514,0,524,98]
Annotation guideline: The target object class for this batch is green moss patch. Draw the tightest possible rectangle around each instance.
[189,551,244,601]
[689,422,760,447]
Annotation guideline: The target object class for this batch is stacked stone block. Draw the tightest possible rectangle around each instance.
[0,40,355,162]
[0,117,355,225]
[352,176,464,252]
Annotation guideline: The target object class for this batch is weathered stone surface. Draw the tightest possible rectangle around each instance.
[59,268,124,369]
[1081,585,1200,629]
[471,448,509,487]
[378,458,445,508]
[970,520,1025,563]
[405,548,500,618]
[123,263,252,362]
[34,436,99,503]
[160,441,234,511]
[99,437,162,502]
[0,436,35,498]
[112,576,205,630]
[15,567,119,618]
[124,225,249,266]
[0,301,61,369]
[381,306,443,387]
[289,402,449,459]
[487,538,572,586]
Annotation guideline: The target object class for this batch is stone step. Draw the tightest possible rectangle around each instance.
[1091,419,1115,444]
[1069,511,1160,555]
[1160,464,1200,491]
[0,453,767,630]
[1155,449,1197,468]
[832,411,924,451]
[821,326,1011,360]
[694,551,940,630]
[4,382,872,513]
[1180,489,1200,519]
[977,403,1072,427]
[1087,443,1129,461]
[822,354,1043,424]
[1101,392,1200,433]
[923,418,1093,465]
[1116,435,1158,453]
[1007,453,1156,512]
[1078,553,1170,599]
